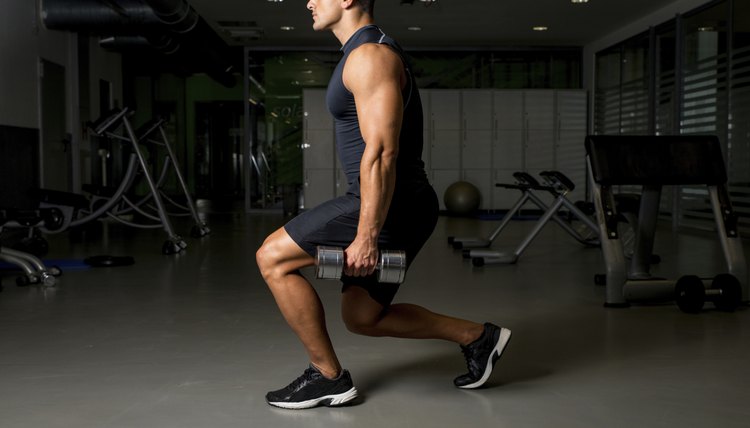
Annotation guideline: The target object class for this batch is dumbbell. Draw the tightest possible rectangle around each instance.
[315,246,407,284]
[675,274,742,313]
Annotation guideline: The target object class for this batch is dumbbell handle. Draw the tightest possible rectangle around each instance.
[315,246,406,284]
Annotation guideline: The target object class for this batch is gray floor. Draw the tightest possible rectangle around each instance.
[1,210,749,428]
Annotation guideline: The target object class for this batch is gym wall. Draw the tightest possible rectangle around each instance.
[0,0,123,196]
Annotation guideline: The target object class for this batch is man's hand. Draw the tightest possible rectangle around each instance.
[344,235,379,277]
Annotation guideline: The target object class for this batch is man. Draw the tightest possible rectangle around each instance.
[256,0,511,410]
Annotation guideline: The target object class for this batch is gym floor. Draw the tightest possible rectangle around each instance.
[1,210,749,428]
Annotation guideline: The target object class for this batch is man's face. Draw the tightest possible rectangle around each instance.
[306,0,343,31]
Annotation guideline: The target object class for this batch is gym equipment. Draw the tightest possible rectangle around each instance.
[675,274,742,313]
[467,170,600,266]
[444,181,481,215]
[448,171,598,250]
[36,108,189,254]
[315,246,407,284]
[0,208,62,287]
[135,117,210,238]
[448,172,541,249]
[586,134,748,309]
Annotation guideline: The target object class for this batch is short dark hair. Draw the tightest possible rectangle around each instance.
[358,0,375,16]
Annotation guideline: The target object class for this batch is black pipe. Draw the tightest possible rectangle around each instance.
[42,0,237,87]
[142,0,237,83]
[42,0,161,33]
[141,0,199,33]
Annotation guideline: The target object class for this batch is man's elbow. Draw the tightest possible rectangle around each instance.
[380,147,399,168]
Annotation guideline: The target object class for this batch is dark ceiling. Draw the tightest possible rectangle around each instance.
[190,0,680,49]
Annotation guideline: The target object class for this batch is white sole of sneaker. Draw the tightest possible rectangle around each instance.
[267,387,359,410]
[458,327,512,389]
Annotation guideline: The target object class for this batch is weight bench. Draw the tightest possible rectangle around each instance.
[467,170,601,266]
[586,134,748,309]
[447,171,570,250]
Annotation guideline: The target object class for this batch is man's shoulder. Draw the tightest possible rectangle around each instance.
[346,42,401,69]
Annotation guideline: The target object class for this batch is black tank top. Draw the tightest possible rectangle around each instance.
[326,25,428,196]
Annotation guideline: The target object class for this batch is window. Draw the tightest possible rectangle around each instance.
[593,0,750,232]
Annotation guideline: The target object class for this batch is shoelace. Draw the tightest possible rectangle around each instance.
[287,367,320,391]
[460,346,477,369]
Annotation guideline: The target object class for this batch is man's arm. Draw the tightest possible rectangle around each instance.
[342,43,405,277]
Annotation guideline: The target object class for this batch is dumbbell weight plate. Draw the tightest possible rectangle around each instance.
[675,275,705,314]
[378,250,407,284]
[711,273,742,312]
[315,246,344,280]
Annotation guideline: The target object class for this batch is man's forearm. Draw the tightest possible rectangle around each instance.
[357,144,398,243]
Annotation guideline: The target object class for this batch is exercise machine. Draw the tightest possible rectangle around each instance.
[133,116,210,238]
[0,208,63,287]
[586,134,747,311]
[36,108,188,254]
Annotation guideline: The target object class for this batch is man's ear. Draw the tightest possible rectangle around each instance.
[340,0,356,10]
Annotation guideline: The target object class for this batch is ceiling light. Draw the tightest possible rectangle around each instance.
[267,0,283,2]
[571,0,589,3]
[408,26,422,31]
[533,26,548,31]
[280,26,295,31]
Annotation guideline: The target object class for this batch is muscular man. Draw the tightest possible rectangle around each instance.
[256,0,511,409]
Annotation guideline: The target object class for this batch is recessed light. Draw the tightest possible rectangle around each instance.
[571,0,589,3]
[533,26,548,31]
[280,26,295,31]
[267,0,283,2]
[408,26,422,31]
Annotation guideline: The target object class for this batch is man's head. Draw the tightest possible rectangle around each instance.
[306,0,374,32]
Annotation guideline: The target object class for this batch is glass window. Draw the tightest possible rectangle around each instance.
[680,1,729,136]
[655,22,676,135]
[729,0,750,185]
[594,47,622,135]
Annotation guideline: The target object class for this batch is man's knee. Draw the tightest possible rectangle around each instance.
[256,230,290,282]
[341,289,387,336]
[343,312,380,336]
[256,236,277,282]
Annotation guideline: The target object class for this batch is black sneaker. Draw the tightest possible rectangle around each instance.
[265,365,358,409]
[454,323,512,389]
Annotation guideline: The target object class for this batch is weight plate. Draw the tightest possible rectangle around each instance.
[315,246,344,280]
[675,275,705,314]
[378,250,406,284]
[711,273,742,312]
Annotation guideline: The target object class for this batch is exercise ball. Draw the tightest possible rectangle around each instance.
[444,181,481,215]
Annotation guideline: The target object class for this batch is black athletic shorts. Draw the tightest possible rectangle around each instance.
[284,182,439,307]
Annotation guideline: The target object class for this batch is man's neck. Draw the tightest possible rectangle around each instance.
[332,15,374,47]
